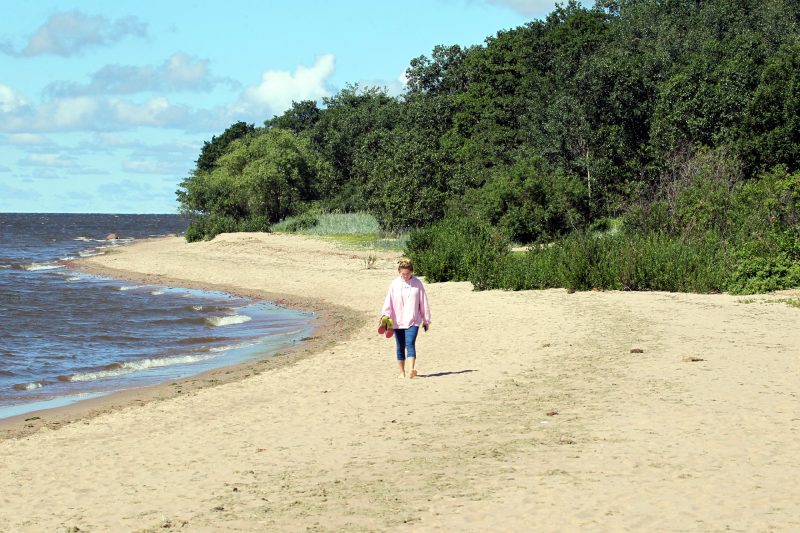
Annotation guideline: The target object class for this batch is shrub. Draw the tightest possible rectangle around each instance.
[282,213,319,233]
[185,214,270,242]
[405,217,509,283]
[728,229,800,294]
[463,158,589,243]
[472,231,733,293]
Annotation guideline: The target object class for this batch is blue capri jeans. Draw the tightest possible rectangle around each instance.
[394,326,419,361]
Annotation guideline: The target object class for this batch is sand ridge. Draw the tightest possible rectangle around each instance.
[0,232,798,531]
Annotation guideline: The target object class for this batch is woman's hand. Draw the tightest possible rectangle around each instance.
[423,323,430,332]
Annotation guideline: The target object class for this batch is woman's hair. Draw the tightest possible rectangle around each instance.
[398,258,414,272]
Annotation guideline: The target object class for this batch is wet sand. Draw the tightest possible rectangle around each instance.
[1,232,799,531]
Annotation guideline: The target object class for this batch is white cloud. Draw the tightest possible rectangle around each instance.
[21,153,76,167]
[485,0,588,17]
[0,57,334,135]
[110,96,190,127]
[50,97,100,129]
[45,52,227,97]
[50,136,198,176]
[164,52,211,87]
[0,94,193,133]
[122,158,182,175]
[7,133,51,145]
[398,70,409,88]
[93,133,134,147]
[355,70,408,97]
[234,54,335,118]
[0,84,28,113]
[8,11,147,57]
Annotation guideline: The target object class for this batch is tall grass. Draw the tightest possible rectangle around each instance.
[272,212,407,250]
[272,212,379,235]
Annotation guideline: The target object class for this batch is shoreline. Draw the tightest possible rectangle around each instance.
[0,239,364,440]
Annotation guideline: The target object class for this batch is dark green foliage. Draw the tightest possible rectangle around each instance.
[265,100,322,134]
[729,241,800,294]
[740,43,800,174]
[475,232,732,293]
[309,85,403,211]
[185,214,270,242]
[365,129,450,231]
[194,122,255,172]
[463,158,588,243]
[282,213,319,232]
[177,128,323,224]
[474,168,800,294]
[405,217,508,283]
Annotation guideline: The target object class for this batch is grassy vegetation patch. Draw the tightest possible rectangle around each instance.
[273,212,407,251]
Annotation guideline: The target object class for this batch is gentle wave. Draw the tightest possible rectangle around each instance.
[174,336,228,345]
[65,276,82,281]
[12,381,45,391]
[185,305,235,313]
[97,239,133,247]
[22,262,63,271]
[0,370,15,377]
[116,285,144,291]
[78,250,103,258]
[92,335,144,342]
[151,317,208,326]
[206,315,252,327]
[208,341,254,352]
[1,264,12,269]
[151,290,165,295]
[59,353,219,382]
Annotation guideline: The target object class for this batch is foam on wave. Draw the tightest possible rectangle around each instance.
[78,250,103,258]
[205,315,252,327]
[23,262,62,271]
[60,353,219,382]
[12,381,45,391]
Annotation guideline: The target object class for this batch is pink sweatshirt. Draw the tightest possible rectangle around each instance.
[381,276,431,329]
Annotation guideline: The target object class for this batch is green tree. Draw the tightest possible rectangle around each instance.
[740,44,800,173]
[195,121,255,172]
[178,128,322,223]
[265,100,321,134]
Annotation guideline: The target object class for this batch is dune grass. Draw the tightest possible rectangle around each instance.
[272,212,407,251]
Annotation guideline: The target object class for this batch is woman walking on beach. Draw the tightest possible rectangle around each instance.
[380,258,431,379]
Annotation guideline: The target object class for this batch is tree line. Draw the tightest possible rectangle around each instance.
[177,0,800,293]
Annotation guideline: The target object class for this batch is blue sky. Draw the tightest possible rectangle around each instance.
[0,0,585,213]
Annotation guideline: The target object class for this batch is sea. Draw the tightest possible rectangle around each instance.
[0,213,315,420]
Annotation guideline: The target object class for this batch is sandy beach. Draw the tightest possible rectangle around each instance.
[1,232,799,532]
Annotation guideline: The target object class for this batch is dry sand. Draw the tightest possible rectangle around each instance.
[1,232,799,532]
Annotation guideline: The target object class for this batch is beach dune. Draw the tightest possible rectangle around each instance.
[1,233,799,531]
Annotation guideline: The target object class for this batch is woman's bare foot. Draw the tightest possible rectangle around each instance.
[409,369,418,379]
[397,372,406,379]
